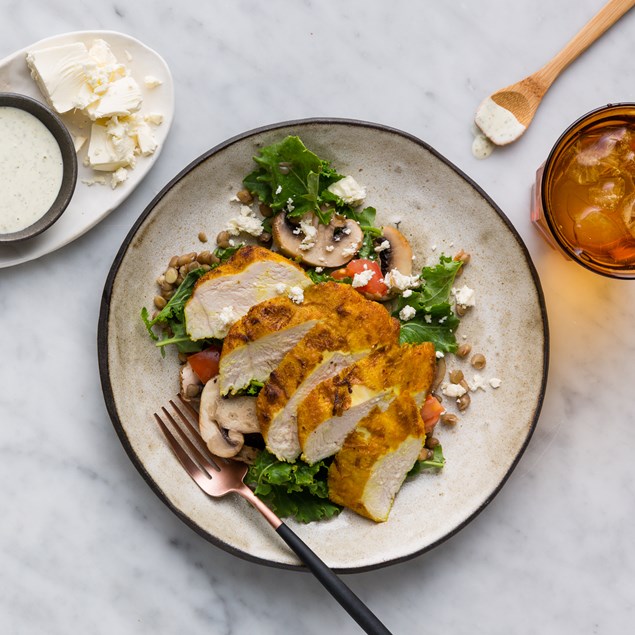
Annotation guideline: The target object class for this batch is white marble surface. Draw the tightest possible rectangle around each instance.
[1,1,635,633]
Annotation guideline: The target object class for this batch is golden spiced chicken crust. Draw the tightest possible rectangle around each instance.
[296,341,435,460]
[257,286,400,461]
[327,392,427,522]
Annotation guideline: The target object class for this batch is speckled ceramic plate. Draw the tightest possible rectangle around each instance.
[98,119,548,572]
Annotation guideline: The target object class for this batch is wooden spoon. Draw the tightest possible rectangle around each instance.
[475,0,635,146]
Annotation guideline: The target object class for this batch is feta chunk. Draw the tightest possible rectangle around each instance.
[87,122,135,171]
[288,286,304,304]
[144,75,163,88]
[86,76,142,119]
[327,175,366,205]
[489,377,502,389]
[399,305,416,321]
[374,240,391,253]
[352,269,375,288]
[225,205,264,237]
[452,285,476,307]
[441,383,467,398]
[110,167,128,189]
[384,268,421,291]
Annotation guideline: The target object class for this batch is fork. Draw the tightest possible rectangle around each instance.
[155,396,393,635]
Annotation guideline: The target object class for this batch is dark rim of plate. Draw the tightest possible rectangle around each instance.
[0,92,78,243]
[97,117,550,574]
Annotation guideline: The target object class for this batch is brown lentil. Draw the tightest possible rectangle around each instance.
[471,353,486,370]
[153,295,167,309]
[258,231,273,245]
[457,393,471,412]
[236,189,253,204]
[456,343,472,358]
[185,383,201,398]
[168,255,179,268]
[425,436,440,449]
[216,230,232,248]
[453,249,471,266]
[198,231,208,243]
[177,252,197,267]
[441,413,459,426]
[187,261,201,273]
[259,203,274,218]
[161,288,175,300]
[198,250,211,265]
[456,303,468,317]
[449,369,464,384]
[419,448,434,461]
[164,267,178,284]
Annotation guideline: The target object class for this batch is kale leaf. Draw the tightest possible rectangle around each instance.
[246,449,341,523]
[395,255,463,353]
[243,136,344,224]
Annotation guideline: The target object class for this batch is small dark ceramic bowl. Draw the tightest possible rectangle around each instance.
[0,92,78,243]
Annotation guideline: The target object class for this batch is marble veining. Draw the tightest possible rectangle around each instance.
[1,1,635,633]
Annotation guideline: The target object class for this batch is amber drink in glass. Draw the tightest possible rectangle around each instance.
[532,104,635,278]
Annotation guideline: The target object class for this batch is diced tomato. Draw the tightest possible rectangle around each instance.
[188,345,221,384]
[332,259,388,298]
[421,394,444,433]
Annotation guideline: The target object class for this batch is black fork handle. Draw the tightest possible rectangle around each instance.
[276,523,393,635]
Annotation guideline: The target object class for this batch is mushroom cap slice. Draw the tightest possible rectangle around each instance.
[378,226,413,277]
[199,377,253,457]
[272,212,363,267]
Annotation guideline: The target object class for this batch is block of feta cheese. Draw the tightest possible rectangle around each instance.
[26,42,98,113]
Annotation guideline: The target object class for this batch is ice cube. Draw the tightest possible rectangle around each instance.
[573,207,628,253]
[588,177,625,211]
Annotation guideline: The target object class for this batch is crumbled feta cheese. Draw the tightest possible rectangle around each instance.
[274,283,287,295]
[342,227,352,235]
[341,244,359,257]
[402,289,413,298]
[286,198,295,212]
[471,374,488,392]
[144,75,163,88]
[218,306,237,328]
[288,286,304,304]
[144,112,163,125]
[326,175,366,205]
[452,285,476,307]
[436,351,445,359]
[439,315,447,324]
[275,185,282,195]
[298,217,318,251]
[424,314,432,323]
[441,382,466,397]
[374,240,391,253]
[352,269,376,288]
[225,205,264,237]
[81,176,107,186]
[489,377,502,389]
[315,267,324,273]
[399,305,416,321]
[431,244,437,251]
[110,167,128,188]
[325,245,335,252]
[384,268,421,291]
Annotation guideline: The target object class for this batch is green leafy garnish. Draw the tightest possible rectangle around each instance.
[141,268,212,356]
[408,444,446,477]
[344,206,382,260]
[246,449,341,523]
[396,255,463,353]
[243,136,344,224]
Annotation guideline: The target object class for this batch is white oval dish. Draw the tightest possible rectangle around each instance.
[99,119,548,572]
[0,30,174,268]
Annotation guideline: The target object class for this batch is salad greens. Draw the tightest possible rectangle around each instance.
[408,444,446,477]
[396,255,463,353]
[246,450,341,523]
[243,136,345,224]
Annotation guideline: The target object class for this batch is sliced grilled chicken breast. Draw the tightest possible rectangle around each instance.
[298,342,435,465]
[327,392,426,522]
[219,282,396,395]
[184,246,311,340]
[257,302,400,461]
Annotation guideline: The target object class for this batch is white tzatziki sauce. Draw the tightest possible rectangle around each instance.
[0,106,63,234]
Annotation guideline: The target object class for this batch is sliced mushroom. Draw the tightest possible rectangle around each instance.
[272,211,363,267]
[179,361,203,401]
[377,226,413,277]
[198,377,260,458]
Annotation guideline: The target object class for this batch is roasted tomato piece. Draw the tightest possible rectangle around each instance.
[332,258,388,298]
[188,345,221,384]
[420,394,444,433]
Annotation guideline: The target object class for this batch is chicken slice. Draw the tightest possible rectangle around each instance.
[327,392,426,522]
[298,342,435,465]
[184,246,312,340]
[257,301,400,462]
[219,282,391,395]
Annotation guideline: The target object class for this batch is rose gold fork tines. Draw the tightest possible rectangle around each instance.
[154,395,393,635]
[154,396,281,528]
